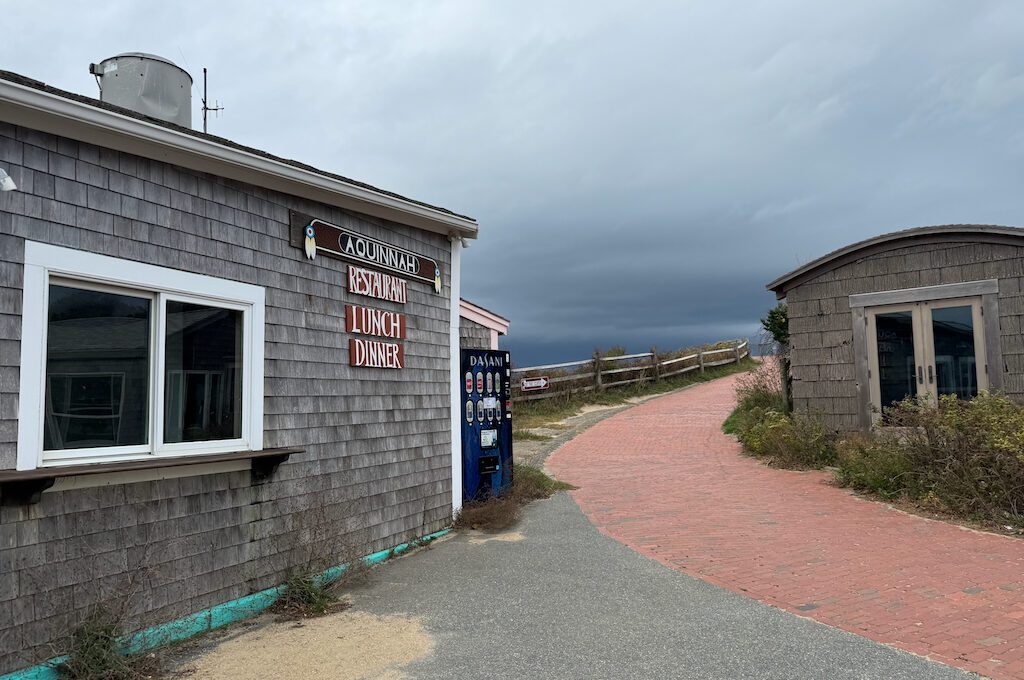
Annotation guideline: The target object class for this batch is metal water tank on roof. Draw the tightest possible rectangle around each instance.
[89,53,192,128]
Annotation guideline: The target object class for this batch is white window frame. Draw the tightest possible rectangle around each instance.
[850,279,1003,430]
[17,241,265,471]
[864,298,988,419]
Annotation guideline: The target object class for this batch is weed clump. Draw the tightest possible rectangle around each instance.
[268,496,371,621]
[511,463,576,501]
[453,494,522,533]
[454,464,576,532]
[58,608,159,680]
[272,571,349,620]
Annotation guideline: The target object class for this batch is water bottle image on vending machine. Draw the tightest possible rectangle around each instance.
[460,349,513,500]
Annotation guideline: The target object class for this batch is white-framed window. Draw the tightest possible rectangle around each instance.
[850,279,1002,429]
[865,298,988,418]
[17,241,265,470]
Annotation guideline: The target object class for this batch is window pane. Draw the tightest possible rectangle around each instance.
[164,301,243,443]
[875,311,917,408]
[45,285,150,450]
[931,305,978,399]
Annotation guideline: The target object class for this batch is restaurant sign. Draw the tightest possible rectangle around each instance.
[291,211,441,292]
[348,265,407,304]
[346,304,406,340]
[350,338,404,369]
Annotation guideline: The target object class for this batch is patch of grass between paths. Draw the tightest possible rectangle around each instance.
[512,429,554,442]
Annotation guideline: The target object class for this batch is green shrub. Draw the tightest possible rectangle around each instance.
[725,361,833,469]
[737,409,835,469]
[760,303,789,347]
[734,363,786,413]
[734,407,787,452]
[835,434,914,499]
[835,394,1024,526]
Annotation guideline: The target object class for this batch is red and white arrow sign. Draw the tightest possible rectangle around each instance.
[520,376,550,392]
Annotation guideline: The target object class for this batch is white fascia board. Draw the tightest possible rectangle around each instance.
[458,299,510,334]
[0,79,478,239]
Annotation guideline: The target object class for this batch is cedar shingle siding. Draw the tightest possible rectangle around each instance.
[786,240,1024,431]
[459,317,492,350]
[0,122,453,672]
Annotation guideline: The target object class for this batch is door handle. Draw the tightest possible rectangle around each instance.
[927,365,934,384]
[917,366,923,384]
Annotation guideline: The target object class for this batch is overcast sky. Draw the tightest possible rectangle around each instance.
[5,1,1024,364]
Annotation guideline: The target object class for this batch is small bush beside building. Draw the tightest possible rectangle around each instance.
[835,394,1024,526]
[727,358,1024,531]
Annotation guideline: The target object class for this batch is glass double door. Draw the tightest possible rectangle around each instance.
[867,298,987,414]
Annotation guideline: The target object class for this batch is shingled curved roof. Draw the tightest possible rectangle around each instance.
[767,224,1024,299]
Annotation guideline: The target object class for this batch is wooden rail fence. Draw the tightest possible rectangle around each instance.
[510,339,750,402]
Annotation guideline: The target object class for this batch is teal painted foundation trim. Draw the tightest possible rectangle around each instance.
[1,528,450,680]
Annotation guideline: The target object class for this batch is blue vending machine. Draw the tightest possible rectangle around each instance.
[461,349,513,501]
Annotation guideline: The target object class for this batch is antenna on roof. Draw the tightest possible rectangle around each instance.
[201,67,224,134]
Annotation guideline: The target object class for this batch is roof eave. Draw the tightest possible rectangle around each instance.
[459,298,510,334]
[766,224,1024,300]
[0,78,478,238]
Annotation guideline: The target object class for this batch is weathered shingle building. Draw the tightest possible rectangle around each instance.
[0,61,477,674]
[768,225,1024,431]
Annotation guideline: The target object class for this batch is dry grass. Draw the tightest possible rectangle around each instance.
[270,574,356,622]
[512,429,554,442]
[57,608,164,680]
[453,494,523,533]
[454,464,576,532]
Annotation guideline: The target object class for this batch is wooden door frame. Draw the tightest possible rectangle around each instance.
[850,279,1002,430]
[865,303,927,422]
[918,298,989,402]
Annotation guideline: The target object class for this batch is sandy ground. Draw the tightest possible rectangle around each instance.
[465,530,524,545]
[178,610,433,680]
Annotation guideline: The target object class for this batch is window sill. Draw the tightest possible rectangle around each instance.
[0,447,303,505]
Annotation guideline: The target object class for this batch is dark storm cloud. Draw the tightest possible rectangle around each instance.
[5,1,1024,365]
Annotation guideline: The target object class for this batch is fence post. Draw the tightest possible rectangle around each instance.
[699,349,705,374]
[593,350,603,391]
[650,346,660,382]
[734,340,742,365]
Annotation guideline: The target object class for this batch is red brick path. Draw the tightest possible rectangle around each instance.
[547,374,1024,679]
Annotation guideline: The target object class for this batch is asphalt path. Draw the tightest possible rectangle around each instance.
[351,493,972,680]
